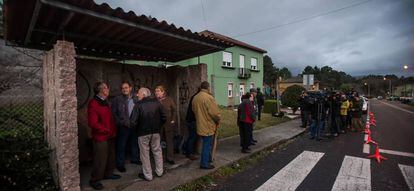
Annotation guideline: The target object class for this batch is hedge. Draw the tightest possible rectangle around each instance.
[0,104,57,190]
[263,100,278,114]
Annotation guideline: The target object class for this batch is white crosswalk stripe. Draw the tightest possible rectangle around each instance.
[254,151,414,191]
[255,150,324,191]
[332,156,371,191]
[399,164,414,191]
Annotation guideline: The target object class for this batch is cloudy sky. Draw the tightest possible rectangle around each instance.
[95,0,414,77]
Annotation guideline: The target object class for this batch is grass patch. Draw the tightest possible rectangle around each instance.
[217,108,290,139]
[173,138,296,191]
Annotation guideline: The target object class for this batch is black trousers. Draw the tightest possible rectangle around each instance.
[258,105,263,120]
[239,122,252,150]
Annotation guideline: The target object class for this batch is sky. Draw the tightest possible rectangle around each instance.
[95,0,414,77]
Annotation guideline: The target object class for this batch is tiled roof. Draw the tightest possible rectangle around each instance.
[200,30,267,53]
[2,0,233,62]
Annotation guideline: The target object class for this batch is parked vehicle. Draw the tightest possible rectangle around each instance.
[362,97,368,114]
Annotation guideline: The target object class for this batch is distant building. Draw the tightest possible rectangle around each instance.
[278,76,319,94]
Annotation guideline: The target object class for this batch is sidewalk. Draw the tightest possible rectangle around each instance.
[81,119,305,191]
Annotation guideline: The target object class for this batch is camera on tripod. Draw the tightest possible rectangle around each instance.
[305,91,327,105]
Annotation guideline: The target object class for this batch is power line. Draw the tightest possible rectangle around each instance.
[200,0,208,29]
[233,0,373,38]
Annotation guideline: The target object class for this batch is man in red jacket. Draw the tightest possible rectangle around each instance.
[88,82,121,190]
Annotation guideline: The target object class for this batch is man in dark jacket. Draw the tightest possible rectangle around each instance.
[256,88,265,121]
[184,89,200,160]
[88,82,121,190]
[299,91,310,128]
[329,94,342,137]
[131,88,166,181]
[112,82,140,173]
[309,96,329,141]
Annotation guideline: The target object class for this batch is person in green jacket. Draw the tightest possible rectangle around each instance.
[350,96,363,132]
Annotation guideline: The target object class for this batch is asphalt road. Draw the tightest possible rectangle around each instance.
[212,99,414,191]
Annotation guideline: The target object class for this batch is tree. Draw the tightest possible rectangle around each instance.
[263,55,278,85]
[340,83,353,92]
[279,67,292,80]
[281,85,305,114]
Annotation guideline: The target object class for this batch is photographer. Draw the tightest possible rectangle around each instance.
[329,93,342,137]
[299,91,311,128]
[308,92,329,141]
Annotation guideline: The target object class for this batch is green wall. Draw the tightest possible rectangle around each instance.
[128,46,264,106]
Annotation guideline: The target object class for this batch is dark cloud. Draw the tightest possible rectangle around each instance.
[95,0,414,77]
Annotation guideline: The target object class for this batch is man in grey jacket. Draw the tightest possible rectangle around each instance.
[112,82,140,172]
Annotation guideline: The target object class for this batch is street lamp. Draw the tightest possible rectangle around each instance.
[383,77,392,96]
[403,65,413,98]
[364,82,370,97]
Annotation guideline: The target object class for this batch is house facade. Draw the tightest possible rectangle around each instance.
[134,30,267,106]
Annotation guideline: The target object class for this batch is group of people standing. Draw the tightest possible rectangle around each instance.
[299,90,365,141]
[86,81,223,190]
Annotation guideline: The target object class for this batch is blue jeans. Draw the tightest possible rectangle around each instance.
[116,126,139,167]
[200,135,213,167]
[185,121,197,156]
[330,116,340,134]
[310,119,325,138]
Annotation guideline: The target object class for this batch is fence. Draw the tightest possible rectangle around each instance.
[0,92,56,190]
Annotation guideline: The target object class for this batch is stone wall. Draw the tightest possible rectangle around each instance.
[43,41,80,191]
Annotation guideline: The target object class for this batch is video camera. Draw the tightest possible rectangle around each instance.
[305,91,327,105]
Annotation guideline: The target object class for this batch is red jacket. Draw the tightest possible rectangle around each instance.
[87,96,117,142]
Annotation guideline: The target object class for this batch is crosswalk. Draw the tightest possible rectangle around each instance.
[255,150,414,191]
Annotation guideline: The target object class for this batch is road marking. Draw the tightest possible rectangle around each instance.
[255,151,324,191]
[380,149,414,158]
[379,101,414,115]
[399,164,414,191]
[332,156,371,191]
[363,144,370,154]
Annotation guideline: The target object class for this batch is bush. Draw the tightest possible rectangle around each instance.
[263,100,278,114]
[0,104,57,191]
[281,85,306,113]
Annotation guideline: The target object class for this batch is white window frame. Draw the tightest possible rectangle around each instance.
[223,51,232,67]
[239,83,245,103]
[251,57,258,70]
[239,54,245,68]
[227,82,233,97]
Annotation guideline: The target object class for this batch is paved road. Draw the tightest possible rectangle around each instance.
[213,99,414,191]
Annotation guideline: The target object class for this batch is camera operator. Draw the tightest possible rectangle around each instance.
[299,91,311,128]
[329,92,342,137]
[308,92,329,141]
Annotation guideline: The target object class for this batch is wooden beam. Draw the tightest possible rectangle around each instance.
[24,0,42,44]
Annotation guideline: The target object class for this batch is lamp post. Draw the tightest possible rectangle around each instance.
[403,65,413,98]
[383,77,391,96]
[364,82,370,97]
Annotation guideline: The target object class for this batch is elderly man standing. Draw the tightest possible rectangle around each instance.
[88,82,121,190]
[192,81,221,169]
[131,88,166,181]
[112,82,140,173]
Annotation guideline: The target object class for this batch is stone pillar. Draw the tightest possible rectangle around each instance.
[43,40,80,191]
